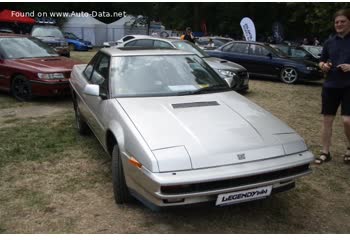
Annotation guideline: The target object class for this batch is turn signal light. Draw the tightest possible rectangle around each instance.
[128,157,142,169]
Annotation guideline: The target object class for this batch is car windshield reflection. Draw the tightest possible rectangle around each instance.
[110,55,229,97]
[0,37,59,59]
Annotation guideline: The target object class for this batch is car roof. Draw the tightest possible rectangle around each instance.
[100,48,194,57]
[122,36,183,44]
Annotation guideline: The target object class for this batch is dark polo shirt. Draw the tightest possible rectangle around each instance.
[320,33,350,88]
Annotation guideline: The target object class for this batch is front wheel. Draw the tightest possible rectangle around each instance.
[11,75,32,101]
[280,67,298,84]
[112,145,131,204]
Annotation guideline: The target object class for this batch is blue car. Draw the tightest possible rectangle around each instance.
[206,41,323,84]
[64,32,92,51]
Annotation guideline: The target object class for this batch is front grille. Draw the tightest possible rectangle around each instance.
[161,164,310,194]
[237,71,249,80]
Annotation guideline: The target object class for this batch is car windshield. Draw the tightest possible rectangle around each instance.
[110,54,229,98]
[303,45,322,56]
[172,40,210,58]
[269,45,289,57]
[65,32,79,40]
[32,26,64,38]
[0,37,59,59]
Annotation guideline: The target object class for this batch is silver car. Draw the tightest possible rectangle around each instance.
[118,37,249,93]
[69,48,313,210]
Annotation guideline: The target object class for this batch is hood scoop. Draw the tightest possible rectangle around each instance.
[220,60,228,63]
[172,101,219,109]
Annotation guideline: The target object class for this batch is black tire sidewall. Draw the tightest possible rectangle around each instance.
[11,75,32,101]
[112,144,130,204]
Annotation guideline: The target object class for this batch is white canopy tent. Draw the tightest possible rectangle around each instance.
[62,13,107,46]
[107,15,148,42]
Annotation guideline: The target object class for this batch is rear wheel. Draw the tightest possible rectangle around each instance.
[112,144,131,204]
[280,67,298,84]
[11,75,32,101]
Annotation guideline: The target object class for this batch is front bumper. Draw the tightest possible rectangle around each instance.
[30,79,71,96]
[125,150,314,209]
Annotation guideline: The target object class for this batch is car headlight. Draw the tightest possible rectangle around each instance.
[217,69,236,77]
[38,73,65,80]
[306,66,318,71]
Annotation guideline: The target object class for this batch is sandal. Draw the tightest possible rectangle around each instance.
[344,147,350,164]
[315,152,332,164]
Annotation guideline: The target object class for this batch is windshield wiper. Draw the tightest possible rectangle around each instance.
[191,85,230,94]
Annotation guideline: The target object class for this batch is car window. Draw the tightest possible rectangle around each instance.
[230,43,249,54]
[153,40,172,48]
[0,37,58,59]
[83,53,100,80]
[126,39,153,47]
[31,26,64,38]
[122,36,135,42]
[222,43,233,52]
[110,54,229,97]
[249,44,270,56]
[290,48,307,58]
[90,54,110,89]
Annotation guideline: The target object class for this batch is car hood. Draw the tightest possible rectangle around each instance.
[117,91,306,170]
[204,57,246,72]
[10,57,80,72]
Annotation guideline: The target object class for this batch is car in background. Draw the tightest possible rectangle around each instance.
[301,45,323,59]
[31,25,70,57]
[69,47,313,210]
[0,34,80,101]
[119,37,249,93]
[270,44,319,63]
[196,36,233,50]
[64,32,92,51]
[206,41,323,84]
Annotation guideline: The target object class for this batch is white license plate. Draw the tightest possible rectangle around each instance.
[216,185,272,206]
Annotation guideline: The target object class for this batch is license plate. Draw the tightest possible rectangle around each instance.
[216,185,272,206]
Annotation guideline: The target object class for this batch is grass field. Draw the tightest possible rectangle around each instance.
[0,50,349,233]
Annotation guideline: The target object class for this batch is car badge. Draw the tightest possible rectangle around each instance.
[237,153,246,160]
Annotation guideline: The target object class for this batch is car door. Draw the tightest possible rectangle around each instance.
[247,44,276,76]
[81,53,111,142]
[222,42,252,70]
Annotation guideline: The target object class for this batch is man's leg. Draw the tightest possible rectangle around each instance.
[321,115,335,154]
[343,116,350,146]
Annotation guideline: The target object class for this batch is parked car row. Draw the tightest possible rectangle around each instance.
[0,32,315,210]
[206,41,323,84]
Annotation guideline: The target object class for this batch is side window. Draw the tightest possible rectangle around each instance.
[123,36,135,42]
[90,55,110,93]
[83,54,99,80]
[249,45,270,56]
[222,43,233,52]
[132,39,154,47]
[153,40,172,48]
[124,40,137,47]
[231,43,249,54]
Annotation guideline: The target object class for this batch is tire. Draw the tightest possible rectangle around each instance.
[11,75,32,101]
[74,100,89,135]
[112,144,131,204]
[280,67,298,84]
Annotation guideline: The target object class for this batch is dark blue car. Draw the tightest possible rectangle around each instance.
[206,41,323,84]
[64,32,92,51]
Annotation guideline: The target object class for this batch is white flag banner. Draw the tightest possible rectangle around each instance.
[240,17,256,41]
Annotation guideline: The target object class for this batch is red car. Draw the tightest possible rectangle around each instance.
[0,34,81,101]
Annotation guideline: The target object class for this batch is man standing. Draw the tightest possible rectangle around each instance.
[183,27,195,44]
[315,9,350,164]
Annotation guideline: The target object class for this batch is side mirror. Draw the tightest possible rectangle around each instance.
[83,84,100,96]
